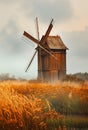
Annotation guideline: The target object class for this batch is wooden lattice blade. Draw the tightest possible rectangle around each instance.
[25,50,37,72]
[40,19,53,45]
[23,31,39,44]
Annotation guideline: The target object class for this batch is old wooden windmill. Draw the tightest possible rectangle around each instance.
[23,18,68,83]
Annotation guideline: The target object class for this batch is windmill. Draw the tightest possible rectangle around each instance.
[23,18,68,83]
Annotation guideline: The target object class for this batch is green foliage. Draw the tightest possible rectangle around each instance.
[66,72,88,82]
[63,116,88,128]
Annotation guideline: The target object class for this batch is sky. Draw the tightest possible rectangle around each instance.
[0,0,88,79]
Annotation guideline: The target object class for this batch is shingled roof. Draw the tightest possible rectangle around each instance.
[46,35,68,50]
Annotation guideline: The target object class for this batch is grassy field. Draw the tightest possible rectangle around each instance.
[0,80,88,130]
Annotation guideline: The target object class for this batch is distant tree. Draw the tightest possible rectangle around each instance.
[0,73,16,81]
[66,72,88,82]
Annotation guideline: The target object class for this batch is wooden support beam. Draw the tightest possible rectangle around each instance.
[23,31,39,44]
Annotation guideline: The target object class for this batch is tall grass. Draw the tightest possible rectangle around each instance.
[0,80,88,129]
[6,80,88,115]
[0,81,63,130]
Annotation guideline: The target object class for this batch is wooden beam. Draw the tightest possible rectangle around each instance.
[23,31,39,44]
[25,50,37,72]
[40,19,53,45]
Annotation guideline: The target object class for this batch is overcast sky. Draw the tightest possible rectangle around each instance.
[0,0,88,79]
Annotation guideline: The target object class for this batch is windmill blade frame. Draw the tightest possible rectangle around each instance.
[25,50,37,72]
[35,17,40,41]
[23,18,57,73]
[23,35,57,61]
[23,19,57,60]
[40,19,53,45]
[23,31,39,44]
[23,19,53,45]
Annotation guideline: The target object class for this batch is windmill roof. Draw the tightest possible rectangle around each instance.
[46,35,68,50]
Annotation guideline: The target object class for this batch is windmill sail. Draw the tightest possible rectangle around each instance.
[23,31,39,44]
[25,50,37,72]
[35,17,40,41]
[23,18,57,73]
[40,19,53,44]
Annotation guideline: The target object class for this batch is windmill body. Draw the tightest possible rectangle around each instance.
[38,35,68,83]
[23,19,68,83]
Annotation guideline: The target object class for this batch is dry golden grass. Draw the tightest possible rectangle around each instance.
[0,80,63,130]
[0,80,88,129]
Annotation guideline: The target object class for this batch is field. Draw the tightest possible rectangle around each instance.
[0,80,88,130]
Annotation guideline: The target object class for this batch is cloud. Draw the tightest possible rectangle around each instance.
[22,0,73,23]
[0,0,21,4]
[65,27,88,58]
[0,19,37,78]
[0,20,32,56]
[61,27,88,73]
